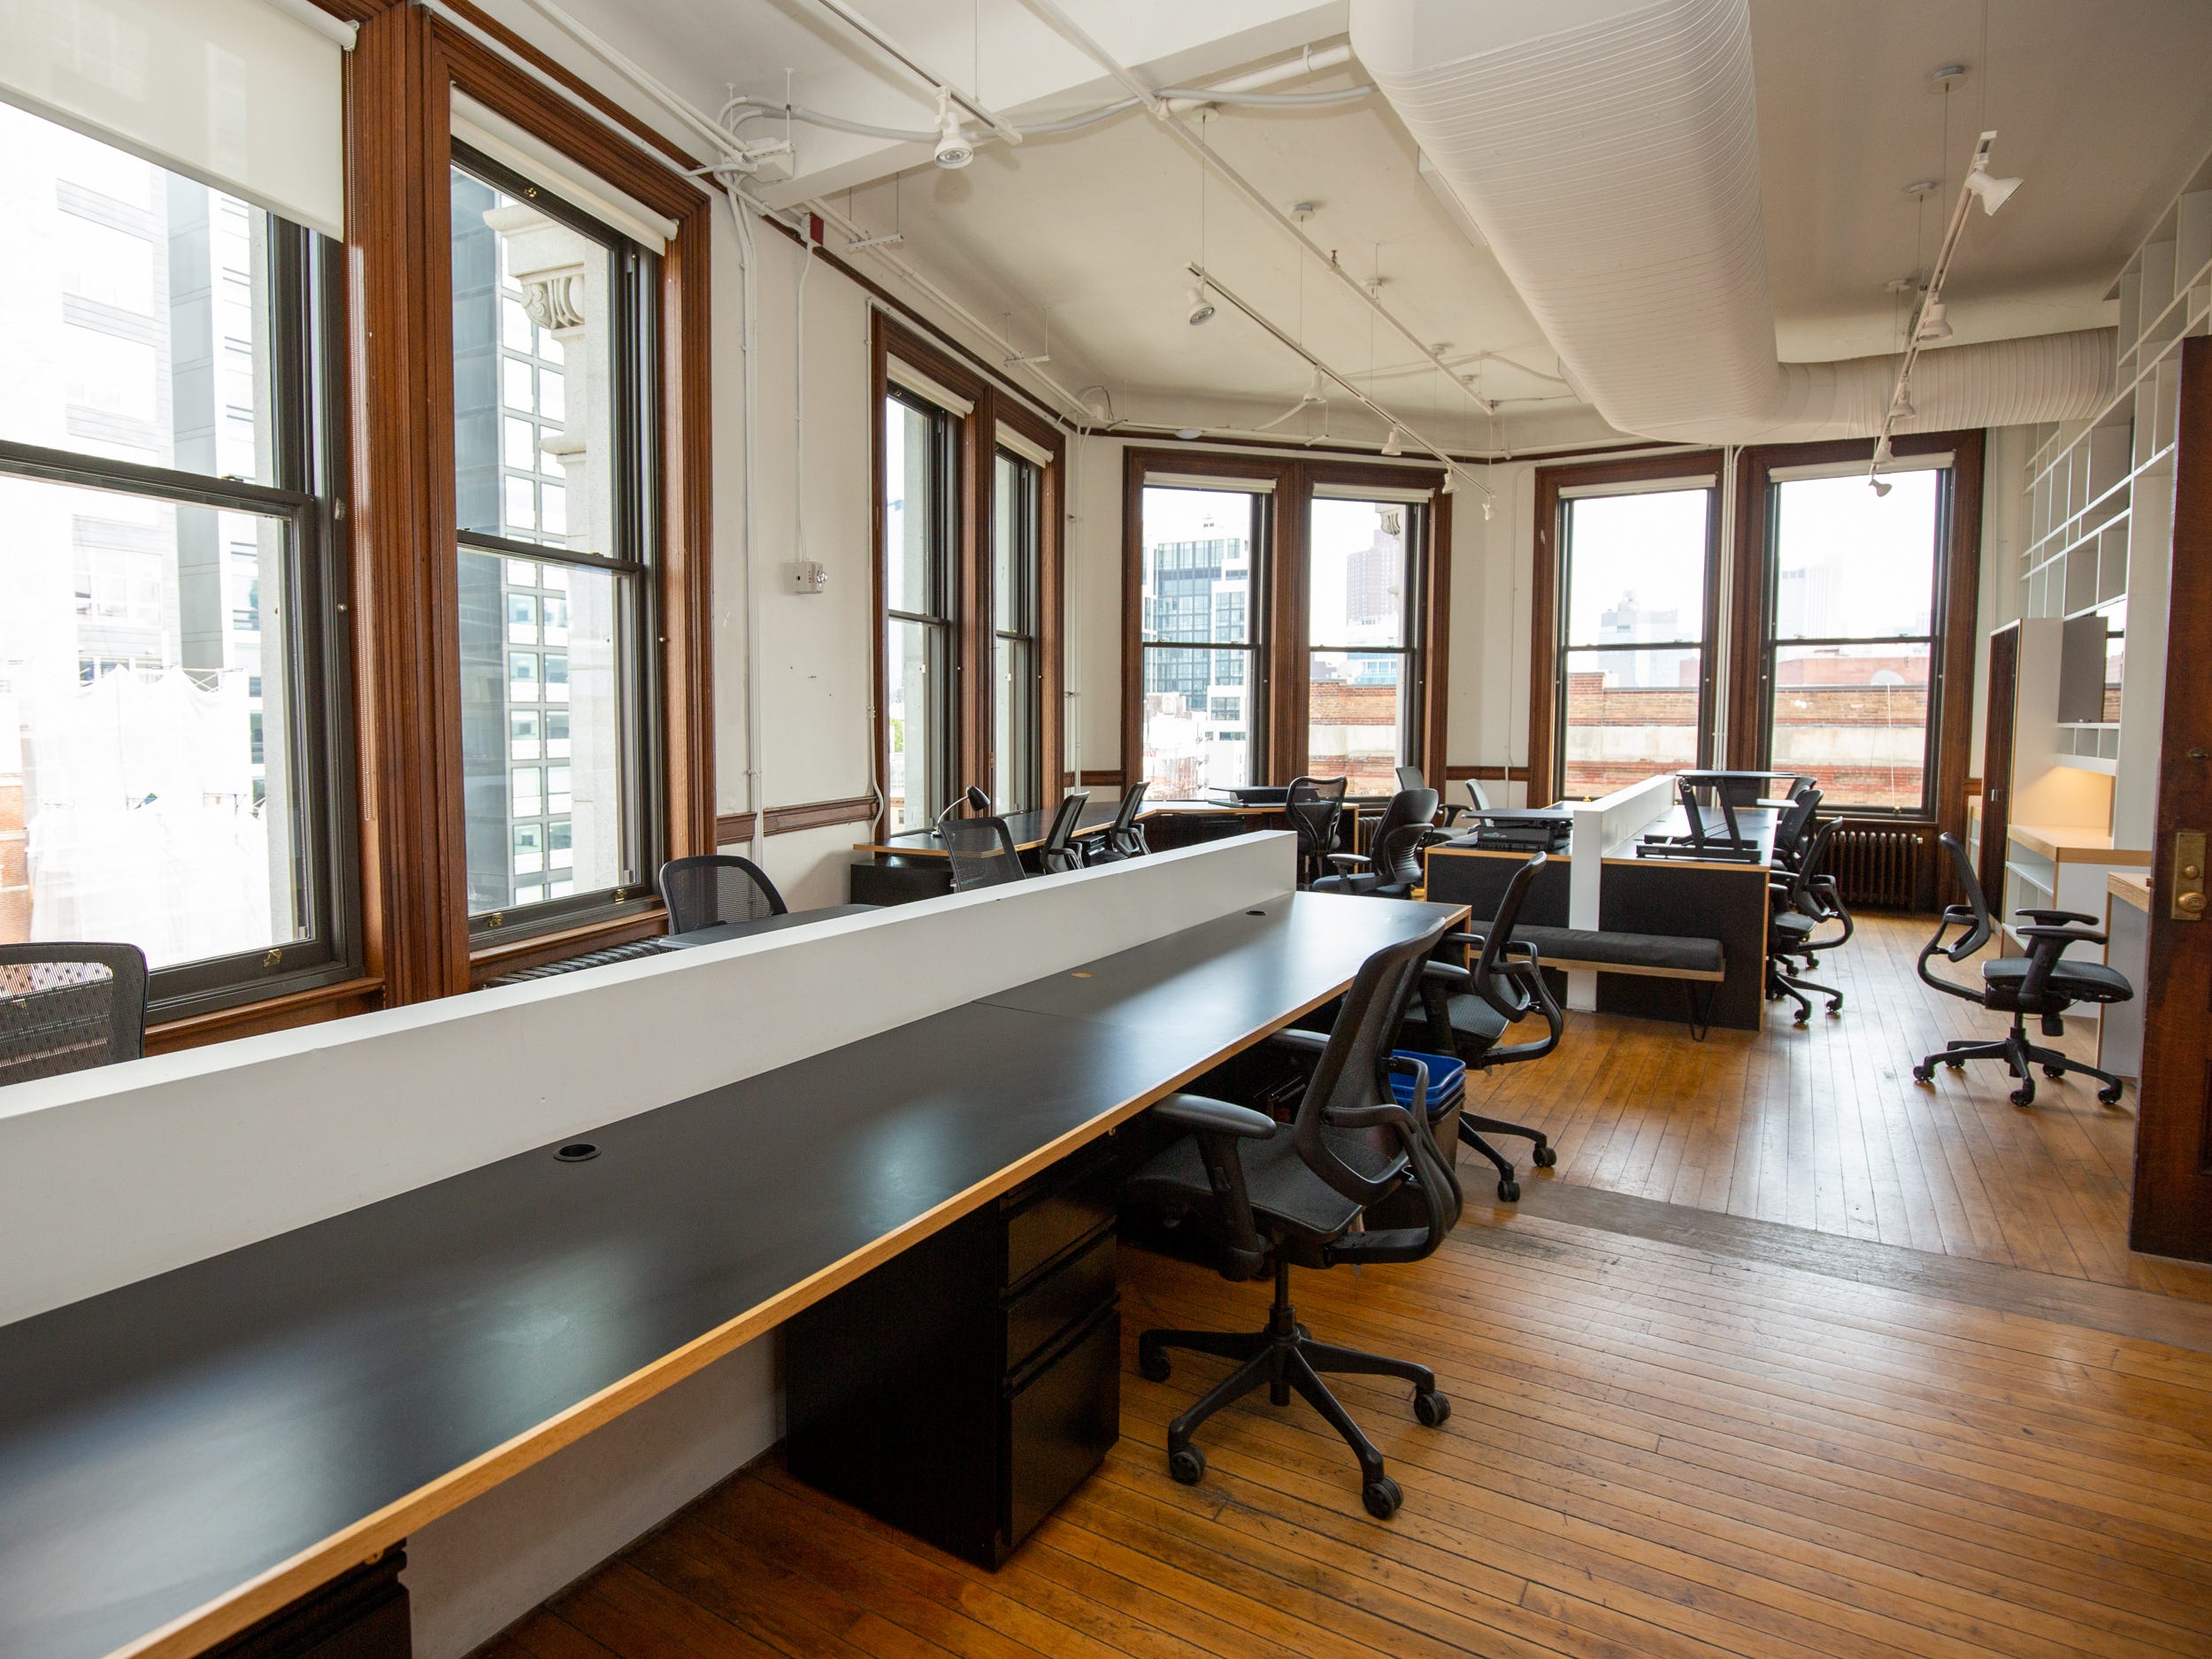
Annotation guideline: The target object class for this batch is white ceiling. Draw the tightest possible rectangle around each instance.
[490,0,2212,449]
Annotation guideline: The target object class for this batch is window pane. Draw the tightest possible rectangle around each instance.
[1771,472,1939,640]
[885,396,941,615]
[1141,488,1254,645]
[451,163,615,554]
[1310,499,1408,649]
[1770,643,1931,810]
[994,452,1021,634]
[0,475,306,967]
[1308,651,1407,795]
[459,549,632,915]
[995,635,1037,814]
[885,617,941,832]
[0,102,277,485]
[1560,646,1701,799]
[1141,647,1254,797]
[1563,488,1710,646]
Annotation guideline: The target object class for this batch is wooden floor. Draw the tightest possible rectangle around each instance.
[1465,910,2212,1301]
[484,1213,2212,1659]
[477,910,2212,1659]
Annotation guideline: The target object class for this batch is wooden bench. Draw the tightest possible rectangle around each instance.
[1472,925,1726,1040]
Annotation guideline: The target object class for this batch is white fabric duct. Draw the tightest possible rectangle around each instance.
[1348,0,2114,444]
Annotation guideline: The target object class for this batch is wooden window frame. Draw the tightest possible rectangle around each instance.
[1530,450,1724,805]
[338,4,715,1001]
[1727,431,1983,891]
[871,316,1064,837]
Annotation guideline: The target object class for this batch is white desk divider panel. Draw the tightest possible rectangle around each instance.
[1563,775,1679,1010]
[0,832,1298,1328]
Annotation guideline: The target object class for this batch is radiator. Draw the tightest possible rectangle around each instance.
[1826,819,1929,910]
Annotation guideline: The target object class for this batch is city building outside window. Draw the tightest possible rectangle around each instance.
[1137,486,1263,797]
[0,99,351,1017]
[1308,495,1422,792]
[449,145,659,934]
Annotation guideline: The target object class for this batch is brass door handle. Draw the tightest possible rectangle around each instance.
[2176,831,2208,922]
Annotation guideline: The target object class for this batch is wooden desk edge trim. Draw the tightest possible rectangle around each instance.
[2108,872,2153,910]
[102,901,1468,1659]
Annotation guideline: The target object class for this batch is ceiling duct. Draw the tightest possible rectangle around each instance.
[1349,0,2114,444]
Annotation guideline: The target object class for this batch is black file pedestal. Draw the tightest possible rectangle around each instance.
[786,1139,1122,1567]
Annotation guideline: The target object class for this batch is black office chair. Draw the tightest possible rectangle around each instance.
[1085,781,1150,864]
[1039,790,1090,874]
[1,942,149,1087]
[1406,852,1564,1200]
[1465,777,1494,812]
[658,854,788,934]
[1285,775,1348,888]
[1911,833,2132,1108]
[1127,916,1461,1519]
[1770,784,1823,872]
[1312,787,1438,898]
[939,814,1026,892]
[1395,764,1470,829]
[1764,817,1851,1022]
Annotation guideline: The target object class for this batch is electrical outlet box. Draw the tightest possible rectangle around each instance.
[789,560,827,594]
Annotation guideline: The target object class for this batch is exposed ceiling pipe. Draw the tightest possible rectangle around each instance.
[1162,42,1355,112]
[1350,0,2114,445]
[795,0,1021,145]
[1013,0,1497,420]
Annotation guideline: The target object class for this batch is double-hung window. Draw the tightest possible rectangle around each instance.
[1760,464,1947,812]
[1307,492,1422,792]
[1554,479,1717,799]
[449,144,660,933]
[1136,485,1264,796]
[993,449,1043,813]
[883,387,958,832]
[0,99,351,1018]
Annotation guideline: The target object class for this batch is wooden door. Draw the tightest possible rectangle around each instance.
[2132,334,2212,1263]
[1978,625,2018,898]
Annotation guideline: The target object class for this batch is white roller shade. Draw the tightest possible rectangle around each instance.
[995,426,1053,469]
[1770,453,1953,482]
[453,92,677,254]
[0,0,345,237]
[1559,472,1717,499]
[1311,479,1439,504]
[1144,472,1275,494]
[886,356,974,419]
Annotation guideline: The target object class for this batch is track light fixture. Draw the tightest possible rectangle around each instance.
[1916,299,1953,342]
[1380,425,1404,457]
[1186,282,1216,326]
[1963,161,2022,217]
[1870,477,1893,498]
[932,90,974,169]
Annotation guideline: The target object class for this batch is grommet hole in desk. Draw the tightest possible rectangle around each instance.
[555,1142,601,1163]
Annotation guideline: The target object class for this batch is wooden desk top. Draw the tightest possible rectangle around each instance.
[2008,822,2154,866]
[0,892,1460,1659]
[2109,871,2153,911]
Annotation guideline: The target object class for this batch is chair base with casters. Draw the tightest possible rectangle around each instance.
[1138,1256,1446,1520]
[1764,911,1842,1023]
[1763,816,1851,1024]
[1911,833,2136,1110]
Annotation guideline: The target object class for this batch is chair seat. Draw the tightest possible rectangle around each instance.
[1433,989,1510,1048]
[1772,911,1816,940]
[1125,1122,1404,1246]
[1982,956,2132,1008]
[1311,871,1380,897]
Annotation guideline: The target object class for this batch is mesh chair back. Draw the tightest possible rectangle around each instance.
[1394,764,1426,794]
[940,815,1026,892]
[1935,833,1993,957]
[658,855,788,934]
[1779,817,1843,911]
[1465,777,1494,812]
[1286,775,1348,881]
[1367,788,1439,889]
[1290,915,1458,1232]
[1773,787,1824,862]
[1469,853,1545,996]
[1041,790,1090,873]
[1,942,148,1087]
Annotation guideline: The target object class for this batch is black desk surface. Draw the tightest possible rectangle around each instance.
[0,891,1461,1659]
[857,797,1387,858]
[661,904,879,947]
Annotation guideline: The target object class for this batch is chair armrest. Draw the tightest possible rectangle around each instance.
[2016,924,2107,948]
[1437,804,1470,826]
[1265,1027,1330,1058]
[2016,907,2099,927]
[1326,851,1370,870]
[1151,1093,1277,1139]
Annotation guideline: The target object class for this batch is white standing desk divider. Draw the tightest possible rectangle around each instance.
[1561,774,1680,1010]
[0,833,1300,1325]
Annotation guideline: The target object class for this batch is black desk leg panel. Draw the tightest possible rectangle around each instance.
[786,1139,1124,1568]
[206,1552,410,1659]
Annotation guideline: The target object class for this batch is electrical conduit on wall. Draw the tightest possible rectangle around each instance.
[1348,0,2114,445]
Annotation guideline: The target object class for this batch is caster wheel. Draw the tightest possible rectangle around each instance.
[2044,1065,2067,1080]
[1363,1476,1403,1520]
[1168,1446,1206,1486]
[1912,1064,1934,1084]
[1826,999,1843,1016]
[1793,1011,1809,1025]
[1532,1144,1558,1169]
[2010,1087,2036,1109]
[2099,1085,2123,1106]
[1414,1389,1451,1428]
[1139,1348,1171,1384]
[1496,1178,1521,1202]
[1946,1058,1966,1070]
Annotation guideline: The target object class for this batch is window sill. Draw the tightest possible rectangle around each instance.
[147,975,386,1056]
[468,906,671,987]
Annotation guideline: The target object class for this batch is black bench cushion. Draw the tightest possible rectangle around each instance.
[1477,925,1724,977]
